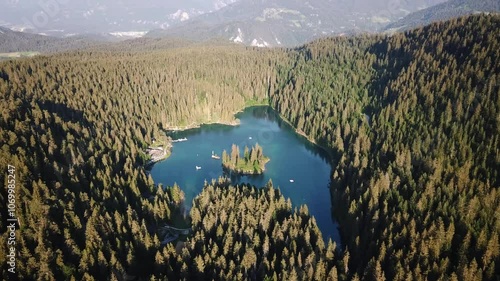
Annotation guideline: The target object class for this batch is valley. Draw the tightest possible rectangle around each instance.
[0,10,498,281]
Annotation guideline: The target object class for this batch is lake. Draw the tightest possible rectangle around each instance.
[150,106,341,244]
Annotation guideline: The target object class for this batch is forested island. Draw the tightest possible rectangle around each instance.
[0,14,499,281]
[221,143,269,174]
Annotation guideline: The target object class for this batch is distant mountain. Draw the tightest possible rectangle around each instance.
[0,25,228,54]
[0,0,451,48]
[2,0,463,48]
[0,0,241,37]
[147,0,446,47]
[0,26,100,53]
[385,0,500,32]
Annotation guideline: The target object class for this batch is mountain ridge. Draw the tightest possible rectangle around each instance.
[385,0,500,32]
[134,0,448,47]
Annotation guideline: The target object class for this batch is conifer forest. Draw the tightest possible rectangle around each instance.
[0,14,499,280]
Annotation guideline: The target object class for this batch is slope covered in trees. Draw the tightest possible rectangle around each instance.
[0,13,498,280]
[272,14,500,280]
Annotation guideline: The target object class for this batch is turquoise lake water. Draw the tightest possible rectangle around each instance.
[150,106,340,244]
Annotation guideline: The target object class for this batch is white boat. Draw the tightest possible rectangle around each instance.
[289,179,294,183]
[196,166,202,170]
[249,137,252,139]
[211,151,221,159]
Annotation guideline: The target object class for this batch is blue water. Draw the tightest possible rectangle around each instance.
[150,106,340,244]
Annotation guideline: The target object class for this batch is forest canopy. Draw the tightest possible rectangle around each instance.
[0,14,498,281]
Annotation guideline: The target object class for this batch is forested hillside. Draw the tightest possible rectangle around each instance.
[1,14,499,280]
[272,14,500,280]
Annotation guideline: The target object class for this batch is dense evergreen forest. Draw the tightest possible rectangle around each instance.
[222,143,269,175]
[0,14,498,280]
[156,180,339,280]
[0,44,283,280]
[272,14,500,280]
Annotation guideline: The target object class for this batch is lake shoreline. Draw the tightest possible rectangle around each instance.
[163,101,270,132]
[151,105,333,167]
[164,118,241,132]
[145,143,172,168]
[146,110,245,169]
[268,105,335,161]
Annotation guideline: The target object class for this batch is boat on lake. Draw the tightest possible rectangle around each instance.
[211,151,221,160]
[196,166,202,170]
[289,179,294,183]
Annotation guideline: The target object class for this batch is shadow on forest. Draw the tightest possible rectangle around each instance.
[38,100,90,126]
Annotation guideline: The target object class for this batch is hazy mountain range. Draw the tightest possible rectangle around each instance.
[386,0,500,31]
[0,0,238,37]
[1,0,498,49]
[147,0,447,47]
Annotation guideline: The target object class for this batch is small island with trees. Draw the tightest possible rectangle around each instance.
[221,143,269,175]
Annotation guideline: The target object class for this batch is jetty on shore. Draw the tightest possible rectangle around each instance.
[172,137,188,143]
